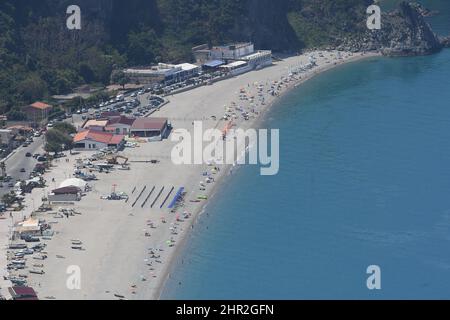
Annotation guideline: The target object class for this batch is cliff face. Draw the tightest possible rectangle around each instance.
[377,1,442,56]
[337,1,443,56]
[8,0,443,56]
[244,0,301,51]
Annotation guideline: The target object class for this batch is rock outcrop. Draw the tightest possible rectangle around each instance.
[337,1,443,56]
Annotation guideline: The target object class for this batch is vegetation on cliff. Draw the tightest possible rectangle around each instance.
[0,0,443,116]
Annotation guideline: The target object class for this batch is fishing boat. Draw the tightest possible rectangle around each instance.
[29,269,45,275]
[9,244,27,250]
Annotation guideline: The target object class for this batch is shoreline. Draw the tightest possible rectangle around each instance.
[154,51,381,300]
[1,50,380,300]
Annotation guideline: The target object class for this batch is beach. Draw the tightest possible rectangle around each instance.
[1,50,379,300]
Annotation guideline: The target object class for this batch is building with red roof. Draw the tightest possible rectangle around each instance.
[130,117,169,141]
[73,130,125,150]
[105,116,136,135]
[8,286,38,300]
[24,101,52,125]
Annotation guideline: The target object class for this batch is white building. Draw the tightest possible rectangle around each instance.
[73,130,125,150]
[241,50,273,69]
[105,116,135,135]
[124,63,200,85]
[209,43,255,60]
[219,51,272,76]
[195,42,272,73]
[220,61,252,76]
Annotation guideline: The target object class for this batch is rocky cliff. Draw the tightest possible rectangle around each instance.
[337,1,444,56]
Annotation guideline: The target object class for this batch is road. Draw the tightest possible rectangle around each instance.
[0,136,44,197]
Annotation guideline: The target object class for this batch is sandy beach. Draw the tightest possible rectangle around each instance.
[0,50,379,300]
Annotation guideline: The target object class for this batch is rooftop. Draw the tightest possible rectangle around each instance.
[241,50,272,60]
[131,117,168,131]
[29,102,52,110]
[83,120,109,129]
[52,186,81,195]
[221,60,248,68]
[203,60,225,68]
[107,116,136,126]
[74,130,124,145]
[125,63,199,76]
[8,286,38,300]
[177,63,200,71]
[214,42,253,50]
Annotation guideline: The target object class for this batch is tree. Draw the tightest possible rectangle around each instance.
[44,141,63,154]
[127,28,161,65]
[6,108,27,121]
[53,122,77,135]
[2,192,17,207]
[111,70,130,89]
[45,127,74,153]
[16,74,48,103]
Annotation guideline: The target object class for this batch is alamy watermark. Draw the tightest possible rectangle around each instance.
[66,5,81,30]
[171,122,279,176]
[367,5,381,30]
[66,265,82,290]
[366,265,381,290]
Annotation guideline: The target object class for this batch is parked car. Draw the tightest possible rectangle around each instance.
[23,236,40,242]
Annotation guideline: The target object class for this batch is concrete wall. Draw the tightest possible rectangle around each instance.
[74,139,108,150]
[48,193,80,203]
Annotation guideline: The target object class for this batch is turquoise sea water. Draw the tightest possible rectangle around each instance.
[162,1,450,299]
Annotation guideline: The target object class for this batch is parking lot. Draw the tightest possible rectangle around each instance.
[56,71,228,125]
